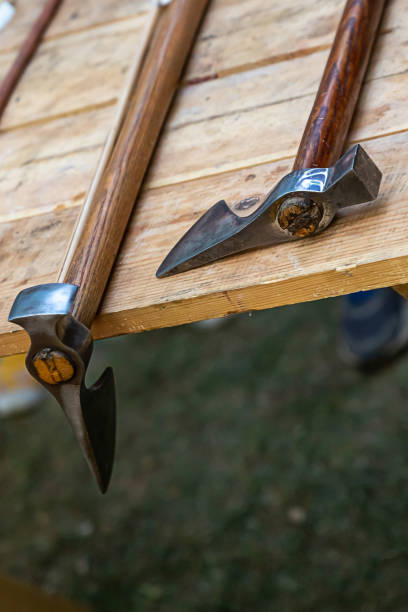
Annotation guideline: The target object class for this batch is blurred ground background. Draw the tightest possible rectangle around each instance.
[1,297,408,611]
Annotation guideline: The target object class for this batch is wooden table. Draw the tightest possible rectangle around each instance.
[0,0,407,357]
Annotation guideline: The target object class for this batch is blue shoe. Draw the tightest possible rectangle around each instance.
[339,289,408,370]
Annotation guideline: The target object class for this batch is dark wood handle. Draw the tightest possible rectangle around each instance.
[0,0,63,121]
[59,0,209,328]
[293,0,386,171]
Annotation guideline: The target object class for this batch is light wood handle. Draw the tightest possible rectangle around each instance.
[59,0,210,328]
[293,0,386,171]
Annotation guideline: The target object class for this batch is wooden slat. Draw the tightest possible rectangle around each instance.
[0,106,112,220]
[0,0,151,52]
[0,0,404,217]
[0,0,407,357]
[0,61,404,216]
[0,16,146,129]
[185,0,406,80]
[1,0,403,129]
[147,69,407,188]
[2,129,408,355]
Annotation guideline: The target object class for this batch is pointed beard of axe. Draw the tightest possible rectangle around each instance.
[156,144,382,277]
[8,283,116,494]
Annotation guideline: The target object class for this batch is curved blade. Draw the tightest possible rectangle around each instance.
[58,368,116,493]
[59,368,116,494]
[82,367,116,493]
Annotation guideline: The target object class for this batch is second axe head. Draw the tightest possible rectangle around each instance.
[157,0,386,278]
[156,145,382,277]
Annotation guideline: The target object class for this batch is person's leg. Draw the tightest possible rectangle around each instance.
[339,288,408,370]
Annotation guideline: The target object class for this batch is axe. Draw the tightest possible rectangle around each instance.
[8,0,210,492]
[157,0,386,278]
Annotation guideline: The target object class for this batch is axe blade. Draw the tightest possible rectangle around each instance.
[9,283,116,493]
[79,368,116,493]
[157,145,382,277]
[60,367,116,494]
[156,198,288,277]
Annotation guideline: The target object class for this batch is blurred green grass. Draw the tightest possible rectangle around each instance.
[2,298,408,611]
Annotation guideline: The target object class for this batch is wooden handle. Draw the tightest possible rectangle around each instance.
[293,0,386,171]
[59,0,210,328]
[0,0,62,121]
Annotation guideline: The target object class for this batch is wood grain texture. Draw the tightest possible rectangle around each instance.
[0,21,403,221]
[0,0,151,52]
[60,0,210,328]
[0,16,147,130]
[2,129,408,356]
[0,0,62,119]
[0,0,407,356]
[1,0,399,132]
[293,0,386,170]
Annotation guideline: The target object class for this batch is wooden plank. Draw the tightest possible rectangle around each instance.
[185,0,405,81]
[1,129,408,356]
[0,0,151,52]
[2,0,400,81]
[0,573,89,612]
[0,0,407,356]
[148,69,407,188]
[2,54,402,219]
[0,106,112,220]
[74,130,408,333]
[0,15,146,129]
[0,0,405,218]
[1,0,403,129]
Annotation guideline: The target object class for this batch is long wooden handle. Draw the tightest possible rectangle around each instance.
[59,0,209,328]
[293,0,386,171]
[0,0,63,121]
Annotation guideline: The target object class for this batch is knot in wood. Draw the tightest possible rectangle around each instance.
[277,196,323,237]
[33,348,75,385]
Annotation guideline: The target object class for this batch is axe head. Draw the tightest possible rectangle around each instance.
[9,283,116,493]
[157,144,382,277]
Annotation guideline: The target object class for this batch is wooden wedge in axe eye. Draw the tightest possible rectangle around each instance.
[8,0,210,493]
[157,0,386,278]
